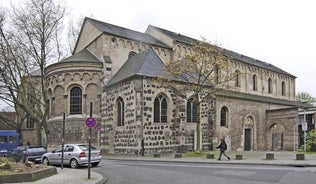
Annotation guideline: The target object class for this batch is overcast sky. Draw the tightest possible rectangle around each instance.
[2,0,316,97]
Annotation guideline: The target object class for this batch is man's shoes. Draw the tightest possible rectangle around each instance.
[228,157,230,161]
[217,159,221,160]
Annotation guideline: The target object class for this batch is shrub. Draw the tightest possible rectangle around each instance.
[0,157,12,170]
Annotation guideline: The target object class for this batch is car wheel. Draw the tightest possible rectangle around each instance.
[91,162,99,167]
[42,157,50,165]
[70,159,79,168]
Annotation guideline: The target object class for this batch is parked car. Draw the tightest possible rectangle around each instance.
[41,144,102,168]
[7,146,47,163]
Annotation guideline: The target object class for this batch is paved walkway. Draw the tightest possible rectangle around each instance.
[11,167,105,184]
[105,151,316,167]
[8,151,316,184]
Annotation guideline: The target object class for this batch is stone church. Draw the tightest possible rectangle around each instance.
[44,17,300,154]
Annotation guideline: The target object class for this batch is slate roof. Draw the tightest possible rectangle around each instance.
[60,48,101,63]
[82,18,294,77]
[148,25,295,77]
[107,48,165,86]
[86,18,171,49]
[148,25,200,46]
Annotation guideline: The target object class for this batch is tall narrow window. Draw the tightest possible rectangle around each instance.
[187,98,197,123]
[268,78,273,94]
[117,97,124,126]
[235,70,241,87]
[214,65,219,83]
[281,81,286,96]
[154,94,167,123]
[70,87,82,114]
[26,115,35,129]
[252,74,258,91]
[220,106,228,127]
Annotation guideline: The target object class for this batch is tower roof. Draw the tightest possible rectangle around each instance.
[107,48,165,85]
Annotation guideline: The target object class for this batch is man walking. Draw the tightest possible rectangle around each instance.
[216,138,230,160]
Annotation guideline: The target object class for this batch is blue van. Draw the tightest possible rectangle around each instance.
[0,130,21,156]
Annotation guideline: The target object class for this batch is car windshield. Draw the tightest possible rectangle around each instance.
[78,145,97,151]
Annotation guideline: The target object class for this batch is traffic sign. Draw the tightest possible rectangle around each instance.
[302,121,308,131]
[85,117,97,128]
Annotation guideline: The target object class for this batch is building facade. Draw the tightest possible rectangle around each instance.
[44,17,299,154]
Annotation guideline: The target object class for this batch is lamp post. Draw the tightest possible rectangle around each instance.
[301,101,308,152]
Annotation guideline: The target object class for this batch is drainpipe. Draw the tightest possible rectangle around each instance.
[141,76,145,156]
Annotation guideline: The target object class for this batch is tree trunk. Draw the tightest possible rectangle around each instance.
[196,101,201,152]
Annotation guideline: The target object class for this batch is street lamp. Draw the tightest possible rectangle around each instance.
[301,100,308,152]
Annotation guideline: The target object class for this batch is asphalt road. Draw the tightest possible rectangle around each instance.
[93,160,316,184]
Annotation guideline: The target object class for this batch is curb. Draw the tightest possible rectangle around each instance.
[106,157,316,168]
[96,175,109,184]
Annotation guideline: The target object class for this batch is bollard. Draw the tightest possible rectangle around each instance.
[207,153,214,159]
[296,153,305,160]
[235,154,243,160]
[175,153,182,158]
[266,153,274,160]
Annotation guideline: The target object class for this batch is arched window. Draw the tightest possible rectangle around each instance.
[117,97,124,126]
[220,106,228,127]
[70,87,82,114]
[154,94,167,123]
[268,78,273,94]
[128,51,137,59]
[187,98,197,123]
[252,74,258,91]
[281,81,286,96]
[235,70,241,87]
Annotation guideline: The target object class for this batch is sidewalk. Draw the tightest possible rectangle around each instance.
[105,151,316,167]
[11,167,106,184]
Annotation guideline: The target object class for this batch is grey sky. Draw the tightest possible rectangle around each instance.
[2,0,316,97]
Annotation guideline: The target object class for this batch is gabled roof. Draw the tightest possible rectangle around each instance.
[86,18,171,49]
[60,48,101,63]
[148,25,295,77]
[107,48,164,86]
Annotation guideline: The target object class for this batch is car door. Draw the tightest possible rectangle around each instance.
[50,146,63,165]
[63,145,75,164]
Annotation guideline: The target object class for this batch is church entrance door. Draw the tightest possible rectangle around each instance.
[244,128,251,151]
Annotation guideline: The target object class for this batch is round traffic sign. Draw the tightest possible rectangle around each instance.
[85,117,97,128]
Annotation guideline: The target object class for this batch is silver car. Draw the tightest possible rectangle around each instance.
[42,144,102,168]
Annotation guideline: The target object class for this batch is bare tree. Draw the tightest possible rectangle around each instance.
[0,0,66,146]
[67,16,84,54]
[160,40,237,152]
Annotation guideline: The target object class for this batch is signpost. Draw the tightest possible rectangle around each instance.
[85,102,96,179]
[61,113,66,170]
[302,121,307,152]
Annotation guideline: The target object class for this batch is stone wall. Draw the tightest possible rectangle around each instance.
[215,95,298,151]
[266,107,298,151]
[45,61,103,146]
[47,116,100,147]
[102,78,215,155]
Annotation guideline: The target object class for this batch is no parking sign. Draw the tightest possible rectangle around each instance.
[85,117,97,128]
